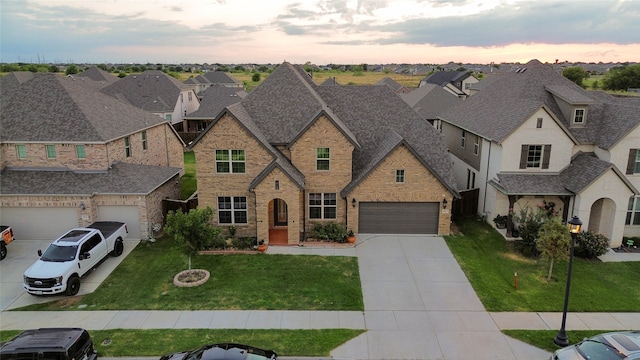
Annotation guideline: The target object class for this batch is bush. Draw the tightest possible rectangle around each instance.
[309,222,348,242]
[574,231,610,258]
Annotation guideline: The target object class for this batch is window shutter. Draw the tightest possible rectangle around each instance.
[542,145,551,169]
[519,145,528,169]
[628,149,638,175]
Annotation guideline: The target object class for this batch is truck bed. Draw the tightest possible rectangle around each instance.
[88,221,126,240]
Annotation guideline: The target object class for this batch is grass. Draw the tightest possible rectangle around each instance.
[15,235,363,311]
[181,151,197,199]
[444,217,640,312]
[0,329,365,357]
[503,330,607,352]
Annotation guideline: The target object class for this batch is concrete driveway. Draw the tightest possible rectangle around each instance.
[0,238,138,311]
[331,234,550,360]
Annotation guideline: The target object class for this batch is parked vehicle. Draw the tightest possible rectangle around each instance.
[160,343,278,360]
[23,221,128,296]
[0,327,97,360]
[1,225,15,260]
[551,331,640,360]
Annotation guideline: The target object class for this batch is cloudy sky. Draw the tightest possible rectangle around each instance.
[1,0,639,65]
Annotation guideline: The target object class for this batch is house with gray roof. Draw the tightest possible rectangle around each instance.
[190,62,459,245]
[184,71,243,94]
[375,77,411,94]
[76,66,119,87]
[0,73,185,240]
[438,59,640,247]
[401,84,462,125]
[420,70,479,99]
[100,70,200,128]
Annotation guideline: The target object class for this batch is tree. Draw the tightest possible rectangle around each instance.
[602,64,640,91]
[252,72,261,82]
[65,64,79,75]
[536,216,571,281]
[562,66,588,88]
[164,207,221,270]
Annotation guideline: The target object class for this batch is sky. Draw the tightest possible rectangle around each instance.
[1,0,639,65]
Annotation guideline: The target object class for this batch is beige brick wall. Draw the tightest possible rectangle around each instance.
[347,145,453,235]
[2,143,110,170]
[253,167,302,244]
[107,125,184,169]
[289,115,354,232]
[193,114,274,237]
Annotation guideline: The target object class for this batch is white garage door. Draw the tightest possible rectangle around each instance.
[0,207,79,240]
[359,202,440,234]
[98,206,141,239]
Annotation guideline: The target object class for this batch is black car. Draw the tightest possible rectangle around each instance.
[160,343,277,360]
[0,327,97,360]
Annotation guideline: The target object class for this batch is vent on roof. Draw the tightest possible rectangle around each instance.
[515,68,527,73]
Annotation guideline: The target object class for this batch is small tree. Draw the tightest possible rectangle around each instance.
[252,72,261,82]
[164,207,221,270]
[536,216,571,281]
[513,205,547,256]
[65,64,79,75]
[562,66,588,88]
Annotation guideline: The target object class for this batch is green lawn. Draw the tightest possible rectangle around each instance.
[180,151,196,200]
[503,330,607,353]
[445,217,640,312]
[16,235,363,311]
[0,329,364,357]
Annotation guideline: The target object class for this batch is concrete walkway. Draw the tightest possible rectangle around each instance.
[1,235,639,360]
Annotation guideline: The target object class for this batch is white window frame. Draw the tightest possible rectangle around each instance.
[626,197,640,226]
[309,193,337,219]
[316,147,330,171]
[216,149,246,173]
[142,131,147,150]
[526,145,543,168]
[573,108,585,124]
[218,196,248,224]
[396,169,405,183]
[473,136,479,156]
[636,150,640,173]
[461,130,466,149]
[124,136,131,158]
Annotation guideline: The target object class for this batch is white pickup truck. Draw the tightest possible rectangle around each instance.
[23,221,128,296]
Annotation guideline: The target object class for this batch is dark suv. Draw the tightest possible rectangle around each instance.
[0,328,97,360]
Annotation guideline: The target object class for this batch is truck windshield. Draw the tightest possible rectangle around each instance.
[41,244,78,262]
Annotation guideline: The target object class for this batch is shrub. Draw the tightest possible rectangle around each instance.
[513,206,547,257]
[309,221,347,242]
[574,231,610,258]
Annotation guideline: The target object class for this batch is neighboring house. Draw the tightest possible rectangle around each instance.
[401,84,462,126]
[76,66,119,88]
[100,70,200,128]
[0,73,185,240]
[190,62,459,245]
[375,77,412,94]
[319,77,341,86]
[420,71,479,98]
[184,71,244,94]
[438,59,640,247]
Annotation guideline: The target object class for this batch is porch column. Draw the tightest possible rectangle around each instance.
[561,196,571,223]
[507,195,517,237]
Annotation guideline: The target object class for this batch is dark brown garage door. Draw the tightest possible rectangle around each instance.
[359,202,439,234]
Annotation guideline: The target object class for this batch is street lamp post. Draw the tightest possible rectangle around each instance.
[553,215,583,347]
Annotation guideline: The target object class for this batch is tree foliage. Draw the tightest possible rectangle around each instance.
[252,72,261,82]
[536,216,571,281]
[574,231,610,258]
[164,207,221,268]
[562,66,588,88]
[65,64,79,75]
[602,64,640,91]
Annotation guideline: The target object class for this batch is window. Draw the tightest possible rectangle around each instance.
[216,149,245,173]
[473,136,479,156]
[124,136,131,157]
[309,193,337,219]
[520,144,551,169]
[536,117,543,128]
[45,144,56,159]
[188,92,192,101]
[467,169,476,189]
[626,197,640,225]
[165,114,172,122]
[16,144,27,159]
[396,169,405,183]
[141,131,147,150]
[316,147,330,170]
[75,145,86,159]
[627,149,640,174]
[434,119,442,132]
[573,108,585,124]
[461,130,466,149]
[218,196,247,224]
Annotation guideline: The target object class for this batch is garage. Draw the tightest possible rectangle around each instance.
[0,207,79,240]
[359,202,440,234]
[98,206,141,239]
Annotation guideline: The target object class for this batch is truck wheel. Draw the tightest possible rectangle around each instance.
[66,276,80,296]
[0,242,6,260]
[111,238,124,257]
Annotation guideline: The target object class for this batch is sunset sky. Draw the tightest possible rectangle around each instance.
[1,0,639,65]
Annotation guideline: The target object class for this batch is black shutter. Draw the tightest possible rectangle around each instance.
[628,149,638,175]
[519,145,528,169]
[542,145,551,169]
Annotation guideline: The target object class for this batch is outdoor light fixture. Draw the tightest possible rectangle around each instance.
[554,215,583,347]
[352,198,357,208]
[79,202,86,211]
[442,198,448,209]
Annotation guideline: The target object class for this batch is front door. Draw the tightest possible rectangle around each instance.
[274,199,288,226]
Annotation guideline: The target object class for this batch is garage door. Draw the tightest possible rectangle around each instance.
[0,207,79,240]
[98,206,141,239]
[359,202,439,234]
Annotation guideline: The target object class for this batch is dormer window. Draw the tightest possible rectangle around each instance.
[573,108,586,124]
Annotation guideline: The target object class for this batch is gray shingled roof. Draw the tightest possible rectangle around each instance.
[200,71,242,85]
[423,71,470,87]
[490,174,571,195]
[76,67,119,86]
[100,70,188,112]
[559,152,637,194]
[375,77,404,91]
[401,84,462,120]
[1,73,167,142]
[187,85,246,118]
[0,162,181,195]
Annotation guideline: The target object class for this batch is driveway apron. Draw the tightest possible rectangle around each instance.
[330,234,550,360]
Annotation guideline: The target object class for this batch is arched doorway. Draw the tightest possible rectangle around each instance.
[589,198,615,240]
[268,198,288,245]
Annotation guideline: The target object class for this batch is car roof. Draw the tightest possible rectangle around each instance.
[200,343,276,360]
[0,328,88,353]
[602,331,640,356]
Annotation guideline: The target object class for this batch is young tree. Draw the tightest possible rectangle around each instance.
[536,216,571,281]
[164,207,221,270]
[602,64,640,91]
[562,66,588,88]
[65,64,79,75]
